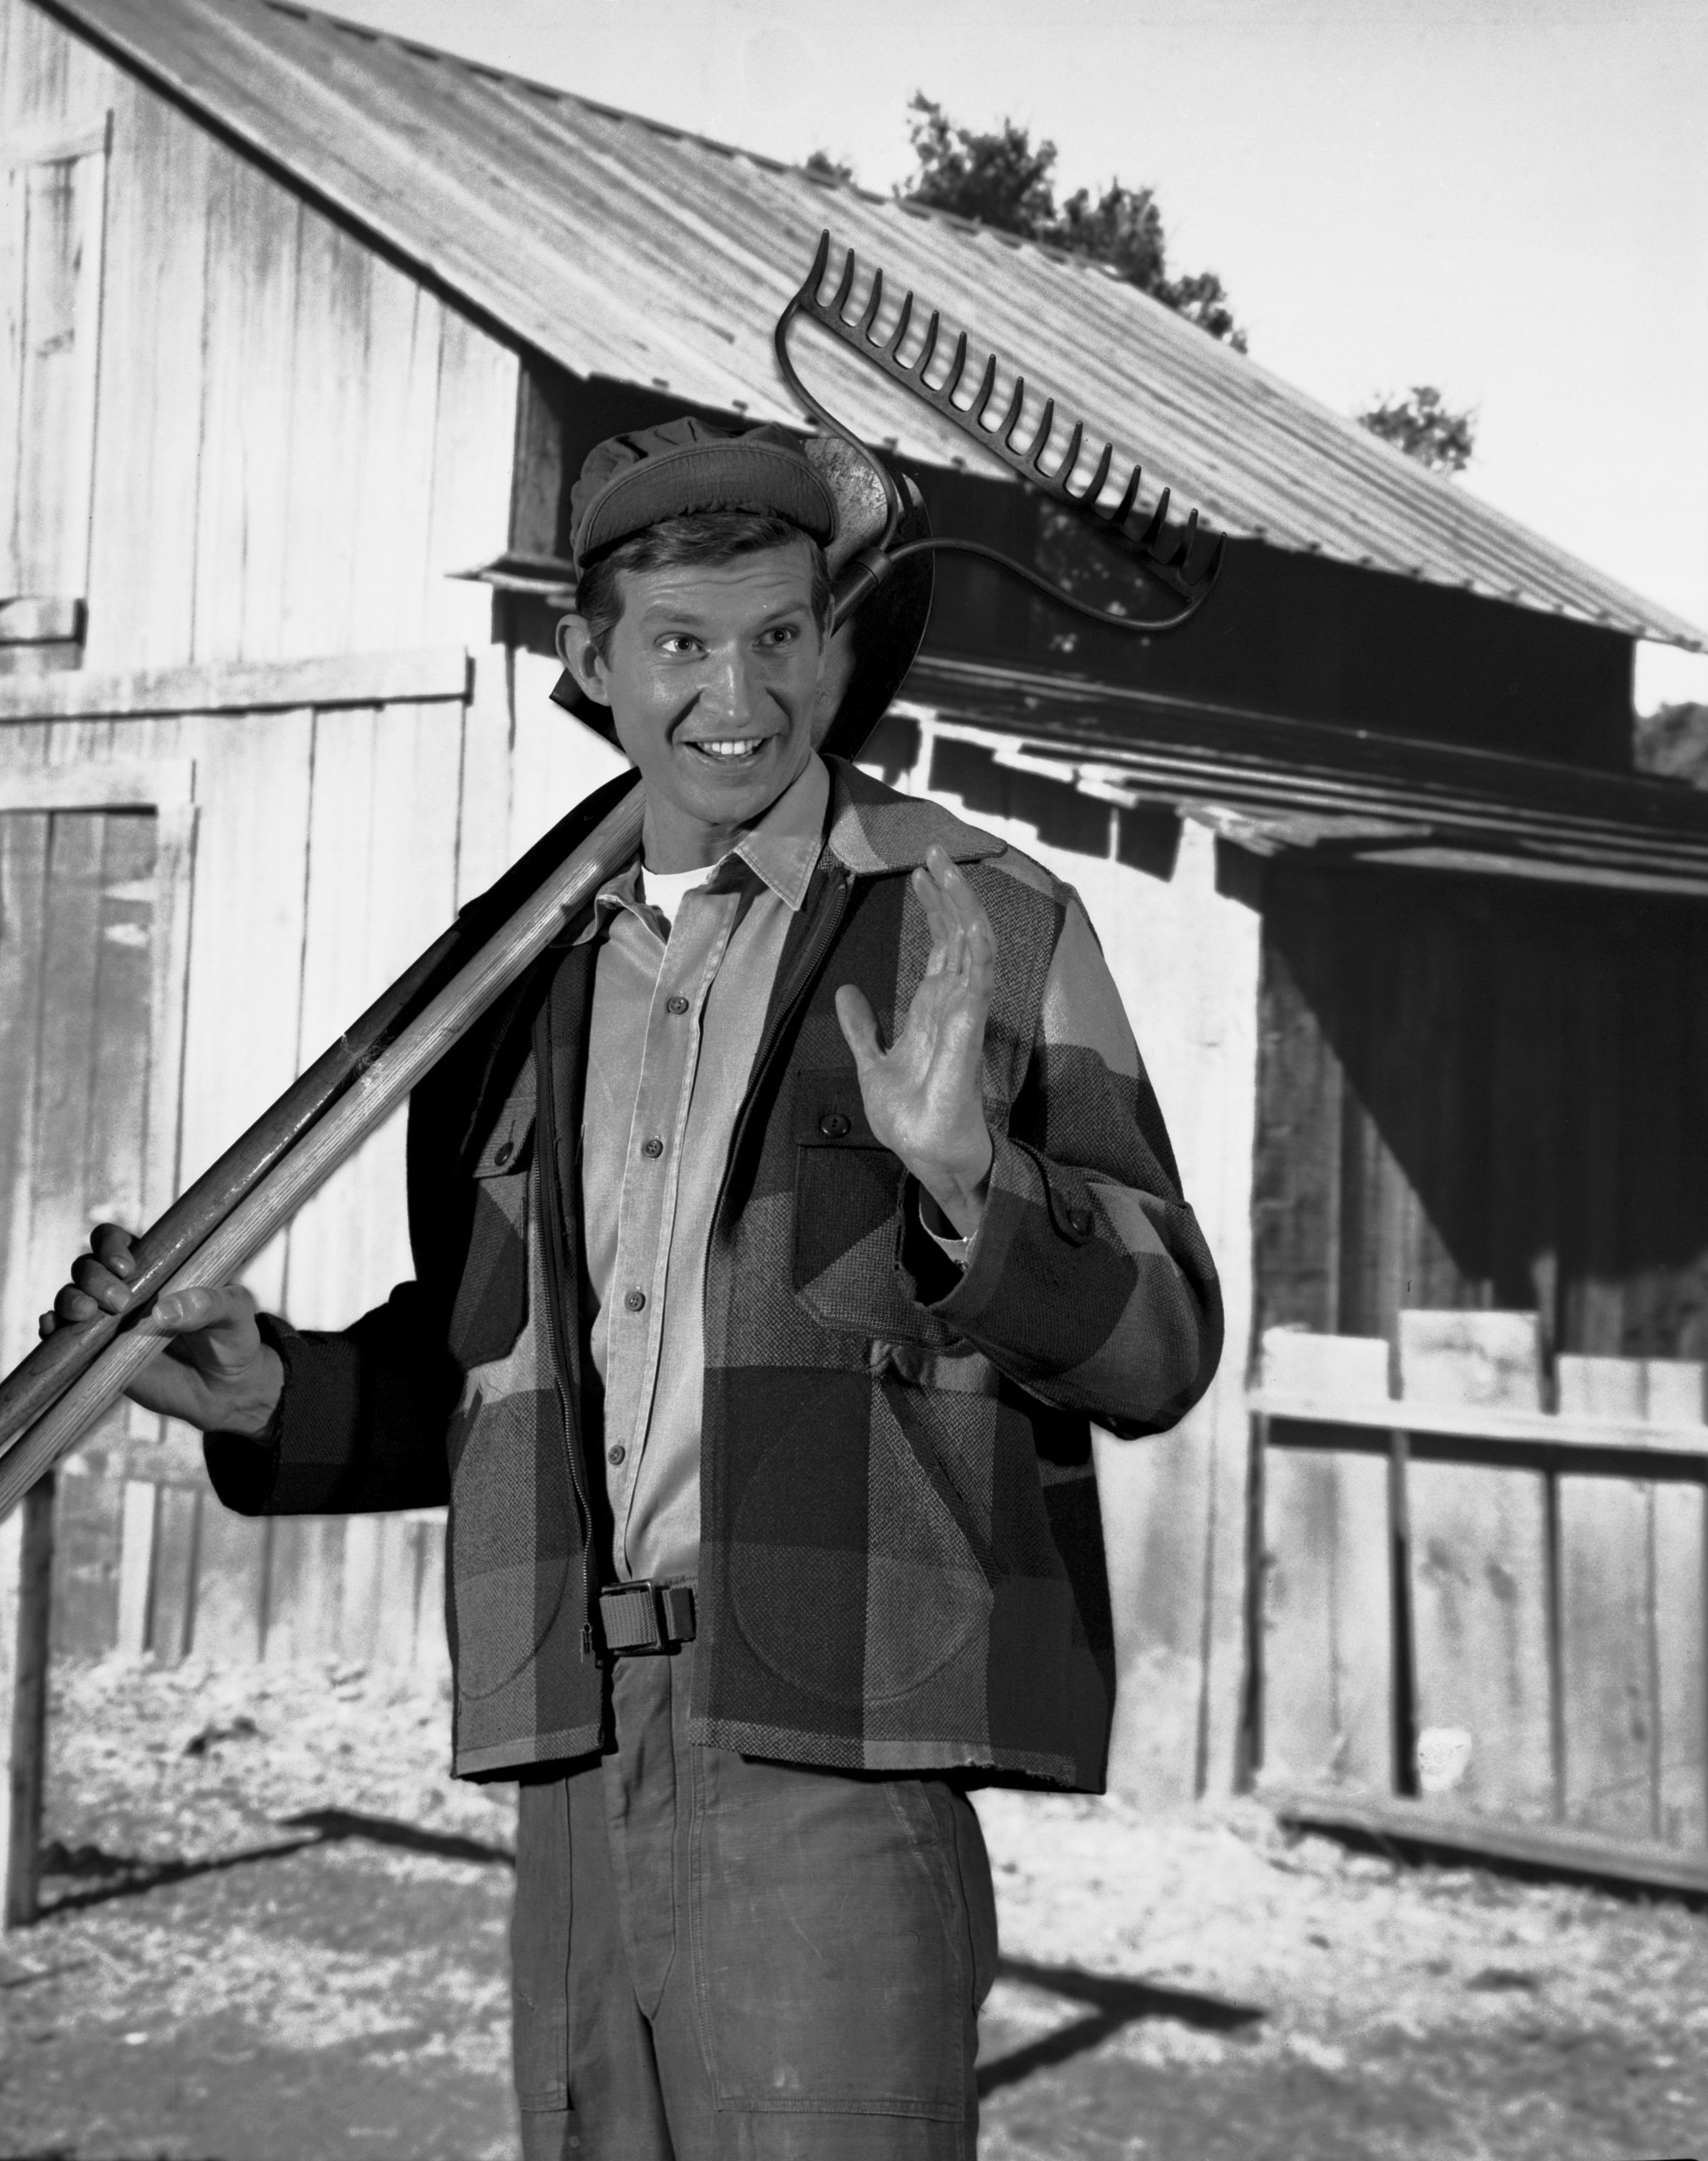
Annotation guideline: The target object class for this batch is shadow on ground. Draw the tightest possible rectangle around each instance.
[977,1954,1263,2096]
[36,1808,515,1919]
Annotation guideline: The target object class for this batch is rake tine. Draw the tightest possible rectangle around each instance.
[972,355,998,422]
[944,331,969,400]
[1056,420,1085,489]
[829,244,855,319]
[997,375,1027,445]
[807,229,832,304]
[1079,441,1113,507]
[1135,487,1172,549]
[859,267,885,340]
[1162,506,1201,570]
[886,289,915,361]
[1026,397,1056,468]
[916,310,941,381]
[1108,464,1144,527]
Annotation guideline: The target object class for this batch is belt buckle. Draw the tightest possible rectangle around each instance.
[599,1580,696,1658]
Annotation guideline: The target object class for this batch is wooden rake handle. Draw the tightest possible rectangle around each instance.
[0,778,644,1522]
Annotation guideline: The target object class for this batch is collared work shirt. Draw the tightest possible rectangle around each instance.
[578,754,830,1582]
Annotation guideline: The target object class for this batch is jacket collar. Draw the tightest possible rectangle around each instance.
[821,755,1007,878]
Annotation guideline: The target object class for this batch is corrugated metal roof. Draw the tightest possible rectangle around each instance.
[903,654,1708,896]
[43,0,1707,650]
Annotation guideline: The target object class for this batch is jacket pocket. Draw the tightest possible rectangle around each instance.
[448,1094,535,1369]
[790,1068,959,1349]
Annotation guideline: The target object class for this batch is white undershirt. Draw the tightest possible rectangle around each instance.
[640,862,714,931]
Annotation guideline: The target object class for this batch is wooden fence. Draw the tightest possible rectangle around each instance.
[54,1468,448,1681]
[1247,1312,1707,1856]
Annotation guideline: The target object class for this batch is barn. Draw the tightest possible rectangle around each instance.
[4,0,1708,1917]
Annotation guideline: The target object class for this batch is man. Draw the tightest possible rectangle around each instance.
[49,418,1222,2157]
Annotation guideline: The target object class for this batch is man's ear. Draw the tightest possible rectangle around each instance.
[554,614,612,706]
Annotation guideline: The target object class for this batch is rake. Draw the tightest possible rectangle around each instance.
[779,229,1225,636]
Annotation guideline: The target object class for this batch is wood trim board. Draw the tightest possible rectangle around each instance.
[0,644,470,722]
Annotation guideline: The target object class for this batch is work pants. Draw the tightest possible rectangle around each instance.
[511,1634,999,2159]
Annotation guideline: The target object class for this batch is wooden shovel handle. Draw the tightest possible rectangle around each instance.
[0,772,642,1508]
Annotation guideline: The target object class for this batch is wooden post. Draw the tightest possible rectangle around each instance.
[1388,1430,1418,1797]
[1235,1411,1267,1792]
[4,1473,54,1927]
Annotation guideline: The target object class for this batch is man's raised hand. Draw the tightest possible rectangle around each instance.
[39,1223,284,1437]
[834,843,996,1241]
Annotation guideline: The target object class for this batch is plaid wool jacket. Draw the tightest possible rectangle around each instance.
[207,759,1222,1790]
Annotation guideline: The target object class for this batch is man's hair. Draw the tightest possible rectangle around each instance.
[574,510,833,659]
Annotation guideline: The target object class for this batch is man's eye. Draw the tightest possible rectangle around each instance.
[658,635,702,655]
[762,624,799,647]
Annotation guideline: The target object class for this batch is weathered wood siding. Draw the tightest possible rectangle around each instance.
[0,651,627,1677]
[0,0,516,673]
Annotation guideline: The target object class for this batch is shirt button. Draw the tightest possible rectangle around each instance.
[492,1140,514,1167]
[625,1288,647,1313]
[1067,1206,1094,1237]
[607,1445,626,1466]
[665,994,689,1015]
[818,1111,851,1139]
[641,1136,664,1158]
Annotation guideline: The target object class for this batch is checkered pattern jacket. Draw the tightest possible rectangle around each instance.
[207,759,1222,1790]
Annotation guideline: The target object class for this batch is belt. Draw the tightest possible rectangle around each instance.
[598,1579,697,1658]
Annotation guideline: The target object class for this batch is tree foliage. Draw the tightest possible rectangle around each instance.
[896,95,1246,351]
[1357,386,1476,475]
[803,148,854,186]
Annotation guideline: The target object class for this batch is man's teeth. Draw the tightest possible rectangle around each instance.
[696,739,764,759]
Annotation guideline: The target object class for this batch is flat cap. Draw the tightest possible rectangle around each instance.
[569,417,838,570]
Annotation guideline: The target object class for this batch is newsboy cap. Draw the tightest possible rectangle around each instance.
[569,416,839,570]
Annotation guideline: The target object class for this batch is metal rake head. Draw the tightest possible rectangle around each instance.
[774,230,1224,630]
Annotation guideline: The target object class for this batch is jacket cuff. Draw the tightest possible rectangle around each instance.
[921,1131,1129,1379]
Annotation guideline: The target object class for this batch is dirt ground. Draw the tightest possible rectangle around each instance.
[1,1657,1704,2161]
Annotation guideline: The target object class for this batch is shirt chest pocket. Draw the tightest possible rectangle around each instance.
[790,1069,959,1349]
[449,1094,536,1371]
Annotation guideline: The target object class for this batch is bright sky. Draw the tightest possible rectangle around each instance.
[333,0,1708,706]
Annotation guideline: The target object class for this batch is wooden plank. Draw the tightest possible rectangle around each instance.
[425,301,520,651]
[1401,1311,1555,1820]
[1265,1782,1708,1899]
[0,157,23,597]
[0,644,471,722]
[115,1477,156,1657]
[277,211,371,660]
[1250,899,1344,1337]
[262,1516,343,1664]
[1257,1333,1393,1792]
[1251,1390,1708,1458]
[49,1458,120,1656]
[0,812,51,1377]
[189,1500,266,1663]
[80,81,213,671]
[1,118,108,168]
[412,1515,449,1682]
[1556,1355,1661,1841]
[146,1483,199,1663]
[339,1516,383,1665]
[4,1473,54,1925]
[280,698,462,1329]
[452,644,517,909]
[22,812,108,1343]
[346,269,442,651]
[508,648,628,860]
[0,754,194,812]
[189,148,303,663]
[371,1515,419,1671]
[174,706,315,1316]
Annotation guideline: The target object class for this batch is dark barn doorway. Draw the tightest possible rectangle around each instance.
[1253,856,1708,1372]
